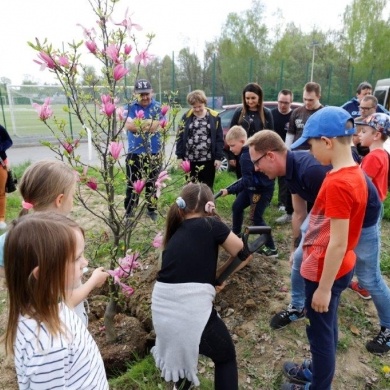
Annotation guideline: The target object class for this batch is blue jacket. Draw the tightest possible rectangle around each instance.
[227,146,274,194]
[126,99,163,154]
[341,97,389,118]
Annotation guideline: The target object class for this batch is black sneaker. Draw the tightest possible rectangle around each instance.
[270,304,305,330]
[147,210,158,222]
[282,360,312,384]
[366,326,390,354]
[258,246,278,257]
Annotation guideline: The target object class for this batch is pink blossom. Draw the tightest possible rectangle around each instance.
[77,24,96,40]
[101,102,116,117]
[155,170,171,198]
[111,8,142,34]
[105,44,120,63]
[134,50,154,67]
[153,232,163,248]
[161,105,170,116]
[159,119,168,129]
[113,64,128,81]
[34,51,56,70]
[118,282,134,297]
[63,142,74,153]
[133,179,146,194]
[32,97,53,121]
[86,177,98,191]
[108,141,123,160]
[180,160,191,173]
[85,40,97,54]
[135,110,145,119]
[124,44,132,55]
[116,106,127,121]
[101,94,111,104]
[58,55,70,67]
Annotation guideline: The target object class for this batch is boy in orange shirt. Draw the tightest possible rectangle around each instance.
[276,107,368,390]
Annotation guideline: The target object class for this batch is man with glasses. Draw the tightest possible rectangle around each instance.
[341,81,389,118]
[272,89,294,224]
[124,79,164,221]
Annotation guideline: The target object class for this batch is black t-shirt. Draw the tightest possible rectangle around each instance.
[271,108,292,141]
[157,217,230,285]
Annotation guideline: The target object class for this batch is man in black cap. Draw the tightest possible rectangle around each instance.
[124,79,165,221]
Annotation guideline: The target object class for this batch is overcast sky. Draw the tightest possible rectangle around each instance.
[1,0,361,85]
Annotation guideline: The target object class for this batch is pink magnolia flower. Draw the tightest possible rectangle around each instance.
[155,170,171,198]
[85,40,97,54]
[32,97,53,121]
[124,44,132,55]
[77,24,96,40]
[134,50,154,67]
[161,105,170,116]
[105,44,120,63]
[159,119,168,129]
[135,110,145,119]
[133,179,146,194]
[118,282,134,297]
[116,106,127,121]
[101,102,116,117]
[58,55,70,68]
[153,232,163,248]
[113,64,128,81]
[34,51,56,70]
[101,94,111,104]
[180,160,191,173]
[108,141,123,160]
[86,177,98,191]
[63,142,73,153]
[111,8,142,34]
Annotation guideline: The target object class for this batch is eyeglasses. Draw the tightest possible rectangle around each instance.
[278,101,291,105]
[140,93,150,97]
[359,106,374,111]
[251,153,267,167]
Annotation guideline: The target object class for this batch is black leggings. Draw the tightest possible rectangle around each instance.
[175,308,238,390]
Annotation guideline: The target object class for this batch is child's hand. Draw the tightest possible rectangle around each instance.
[221,189,228,197]
[89,267,109,288]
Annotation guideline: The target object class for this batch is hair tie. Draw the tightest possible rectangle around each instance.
[205,201,216,214]
[176,197,186,209]
[22,200,34,210]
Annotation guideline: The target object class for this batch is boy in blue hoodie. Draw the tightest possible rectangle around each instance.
[220,125,277,257]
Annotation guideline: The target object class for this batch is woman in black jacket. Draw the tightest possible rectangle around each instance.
[0,124,13,230]
[229,83,274,177]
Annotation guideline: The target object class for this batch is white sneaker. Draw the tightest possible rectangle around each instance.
[0,221,7,230]
[275,214,292,224]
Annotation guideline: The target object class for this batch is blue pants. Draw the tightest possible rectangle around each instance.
[304,270,354,390]
[354,212,390,328]
[232,188,275,249]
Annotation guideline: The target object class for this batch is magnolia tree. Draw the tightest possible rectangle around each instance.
[28,0,185,342]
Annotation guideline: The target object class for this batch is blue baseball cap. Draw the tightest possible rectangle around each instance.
[291,106,355,150]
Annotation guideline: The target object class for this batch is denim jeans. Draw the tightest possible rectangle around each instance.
[305,270,354,390]
[290,214,310,310]
[354,211,390,328]
[232,188,275,249]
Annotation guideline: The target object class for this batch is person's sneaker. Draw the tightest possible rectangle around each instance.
[270,304,305,329]
[366,326,390,354]
[0,221,7,230]
[147,210,158,222]
[349,281,371,300]
[276,213,292,224]
[257,246,278,257]
[283,359,312,384]
[281,382,311,390]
